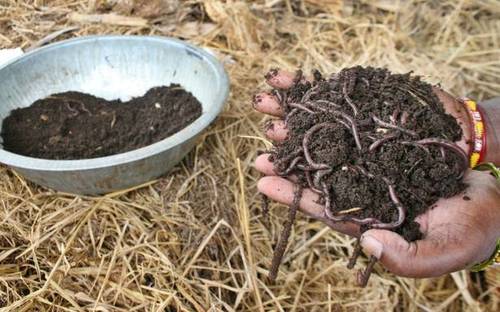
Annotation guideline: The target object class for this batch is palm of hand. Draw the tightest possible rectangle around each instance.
[254,69,500,278]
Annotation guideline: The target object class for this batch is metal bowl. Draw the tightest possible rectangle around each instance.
[0,36,229,195]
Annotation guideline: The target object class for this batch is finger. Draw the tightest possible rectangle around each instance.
[359,229,480,278]
[265,120,288,141]
[257,176,359,236]
[265,69,300,89]
[255,153,276,176]
[253,92,284,117]
[254,153,299,183]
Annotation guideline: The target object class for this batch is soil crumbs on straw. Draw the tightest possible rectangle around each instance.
[0,1,499,311]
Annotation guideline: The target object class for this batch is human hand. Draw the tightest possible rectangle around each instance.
[254,69,500,278]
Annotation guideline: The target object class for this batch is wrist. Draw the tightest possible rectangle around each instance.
[477,100,500,165]
[461,99,486,167]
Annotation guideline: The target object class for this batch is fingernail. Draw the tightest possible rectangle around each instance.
[265,68,279,80]
[360,235,383,259]
[252,94,263,108]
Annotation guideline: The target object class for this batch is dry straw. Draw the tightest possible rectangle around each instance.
[0,0,499,311]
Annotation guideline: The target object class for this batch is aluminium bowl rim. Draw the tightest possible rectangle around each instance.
[0,35,229,171]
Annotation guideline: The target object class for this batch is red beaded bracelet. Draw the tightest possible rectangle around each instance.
[462,98,487,168]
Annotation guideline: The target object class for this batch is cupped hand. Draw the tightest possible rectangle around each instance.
[254,69,500,278]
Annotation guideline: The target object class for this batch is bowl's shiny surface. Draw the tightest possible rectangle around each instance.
[0,36,229,195]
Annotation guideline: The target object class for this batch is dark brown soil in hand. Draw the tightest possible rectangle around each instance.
[1,85,202,160]
[265,66,467,284]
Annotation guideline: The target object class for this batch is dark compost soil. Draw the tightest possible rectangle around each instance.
[263,66,467,285]
[1,85,202,160]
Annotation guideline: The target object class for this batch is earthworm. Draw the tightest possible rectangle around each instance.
[305,171,322,194]
[273,149,303,174]
[401,141,430,154]
[324,206,383,225]
[272,90,288,110]
[322,183,332,212]
[321,184,381,227]
[301,85,320,102]
[275,149,302,165]
[334,117,352,131]
[440,147,446,160]
[369,134,397,152]
[285,108,299,125]
[315,99,341,109]
[313,168,332,190]
[415,138,468,173]
[272,89,283,104]
[400,111,409,125]
[353,165,375,179]
[343,82,359,116]
[277,156,303,176]
[289,102,315,114]
[336,167,404,229]
[310,105,328,113]
[352,167,406,230]
[269,185,303,281]
[63,99,92,117]
[405,159,423,176]
[296,164,316,171]
[334,112,363,151]
[390,107,399,124]
[302,123,336,170]
[372,115,417,137]
[347,238,362,269]
[357,256,378,287]
[261,193,269,218]
[65,102,78,117]
[370,180,406,230]
[322,182,382,225]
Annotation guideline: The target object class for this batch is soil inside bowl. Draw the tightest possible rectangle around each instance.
[1,84,202,160]
[263,66,467,285]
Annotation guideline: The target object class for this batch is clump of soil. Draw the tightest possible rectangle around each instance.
[264,66,467,286]
[1,85,202,159]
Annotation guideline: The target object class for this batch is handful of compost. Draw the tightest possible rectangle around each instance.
[260,66,467,286]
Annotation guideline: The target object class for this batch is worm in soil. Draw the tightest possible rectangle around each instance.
[313,168,332,190]
[342,81,359,116]
[315,99,342,109]
[289,102,315,114]
[372,115,417,137]
[401,141,430,154]
[369,134,397,152]
[415,138,468,174]
[302,123,336,170]
[301,85,320,102]
[276,156,303,176]
[333,112,363,151]
[370,180,406,230]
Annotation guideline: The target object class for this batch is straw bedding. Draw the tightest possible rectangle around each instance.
[0,0,499,311]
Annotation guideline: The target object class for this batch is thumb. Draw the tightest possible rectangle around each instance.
[359,229,471,278]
